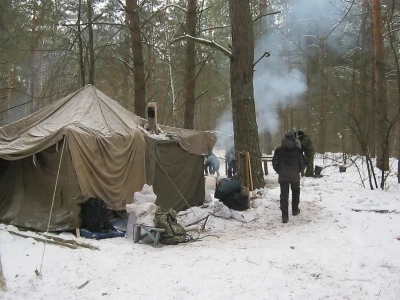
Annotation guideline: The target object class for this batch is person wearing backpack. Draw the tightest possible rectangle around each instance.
[272,132,306,223]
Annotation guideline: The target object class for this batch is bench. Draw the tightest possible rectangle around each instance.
[133,224,165,247]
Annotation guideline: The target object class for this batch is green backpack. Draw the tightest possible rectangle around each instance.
[153,207,188,245]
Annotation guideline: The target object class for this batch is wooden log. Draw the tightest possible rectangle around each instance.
[39,233,99,250]
[0,254,7,291]
[7,230,99,251]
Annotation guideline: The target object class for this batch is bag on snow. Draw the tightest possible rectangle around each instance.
[80,198,115,232]
[153,207,188,245]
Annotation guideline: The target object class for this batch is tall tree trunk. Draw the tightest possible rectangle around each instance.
[29,0,38,114]
[305,35,312,133]
[78,0,86,87]
[6,66,15,124]
[359,0,370,155]
[387,0,400,158]
[371,0,389,173]
[369,1,377,157]
[183,0,197,129]
[87,0,95,85]
[126,0,146,118]
[318,0,326,154]
[228,0,265,189]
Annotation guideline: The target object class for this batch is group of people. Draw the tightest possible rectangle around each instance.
[204,145,237,179]
[272,130,314,224]
[204,130,314,225]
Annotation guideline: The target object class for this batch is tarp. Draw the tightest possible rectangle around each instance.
[145,138,205,212]
[0,85,146,209]
[0,85,216,231]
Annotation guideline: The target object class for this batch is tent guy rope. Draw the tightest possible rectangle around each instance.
[39,137,66,275]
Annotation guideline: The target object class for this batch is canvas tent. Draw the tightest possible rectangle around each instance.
[0,85,215,231]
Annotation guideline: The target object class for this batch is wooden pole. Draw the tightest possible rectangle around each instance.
[0,253,7,291]
[246,152,254,191]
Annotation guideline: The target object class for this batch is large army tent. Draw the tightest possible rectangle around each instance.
[0,85,215,231]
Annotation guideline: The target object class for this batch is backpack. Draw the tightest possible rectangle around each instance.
[153,207,188,245]
[80,198,115,232]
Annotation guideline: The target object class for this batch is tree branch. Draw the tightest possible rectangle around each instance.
[253,11,281,23]
[200,24,230,34]
[164,4,187,14]
[0,100,31,114]
[253,51,271,68]
[171,35,232,57]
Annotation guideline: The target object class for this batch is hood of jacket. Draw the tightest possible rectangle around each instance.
[281,132,296,150]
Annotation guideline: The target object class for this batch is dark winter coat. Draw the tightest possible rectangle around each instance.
[272,132,306,184]
[298,132,314,158]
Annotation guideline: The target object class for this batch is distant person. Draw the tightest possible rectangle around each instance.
[225,145,236,179]
[272,132,306,223]
[297,130,314,177]
[293,131,302,149]
[205,152,220,176]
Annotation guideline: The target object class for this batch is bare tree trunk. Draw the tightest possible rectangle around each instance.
[305,35,312,133]
[183,0,197,129]
[166,46,177,126]
[318,0,326,154]
[126,0,146,118]
[228,0,265,189]
[371,0,389,173]
[29,1,38,114]
[358,0,370,155]
[87,0,95,85]
[121,11,131,109]
[4,66,15,124]
[369,2,377,157]
[387,0,400,157]
[78,0,86,87]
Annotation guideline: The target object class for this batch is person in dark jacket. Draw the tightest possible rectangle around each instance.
[272,132,306,223]
[205,152,220,176]
[297,130,314,177]
[225,145,236,179]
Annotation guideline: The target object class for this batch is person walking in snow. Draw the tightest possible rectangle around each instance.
[297,130,315,177]
[204,152,220,176]
[272,132,306,223]
[225,145,236,179]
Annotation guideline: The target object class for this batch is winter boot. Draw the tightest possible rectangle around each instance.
[292,209,301,216]
[282,217,289,223]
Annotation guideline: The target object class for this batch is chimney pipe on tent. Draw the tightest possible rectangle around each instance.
[146,102,158,134]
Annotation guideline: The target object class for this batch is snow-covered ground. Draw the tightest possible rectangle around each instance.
[1,153,400,299]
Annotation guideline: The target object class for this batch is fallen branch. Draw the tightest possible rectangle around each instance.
[39,233,99,251]
[7,230,77,249]
[0,254,7,291]
[77,280,90,289]
[351,209,400,214]
[7,230,97,251]
[3,229,99,250]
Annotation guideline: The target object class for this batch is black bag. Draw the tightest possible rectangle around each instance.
[214,178,241,200]
[80,198,115,232]
[221,192,249,211]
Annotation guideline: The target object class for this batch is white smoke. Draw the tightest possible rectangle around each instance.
[214,0,351,137]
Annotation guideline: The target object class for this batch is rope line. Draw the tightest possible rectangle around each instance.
[143,138,200,221]
[39,136,66,275]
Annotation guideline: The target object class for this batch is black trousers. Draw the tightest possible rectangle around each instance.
[279,181,300,217]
